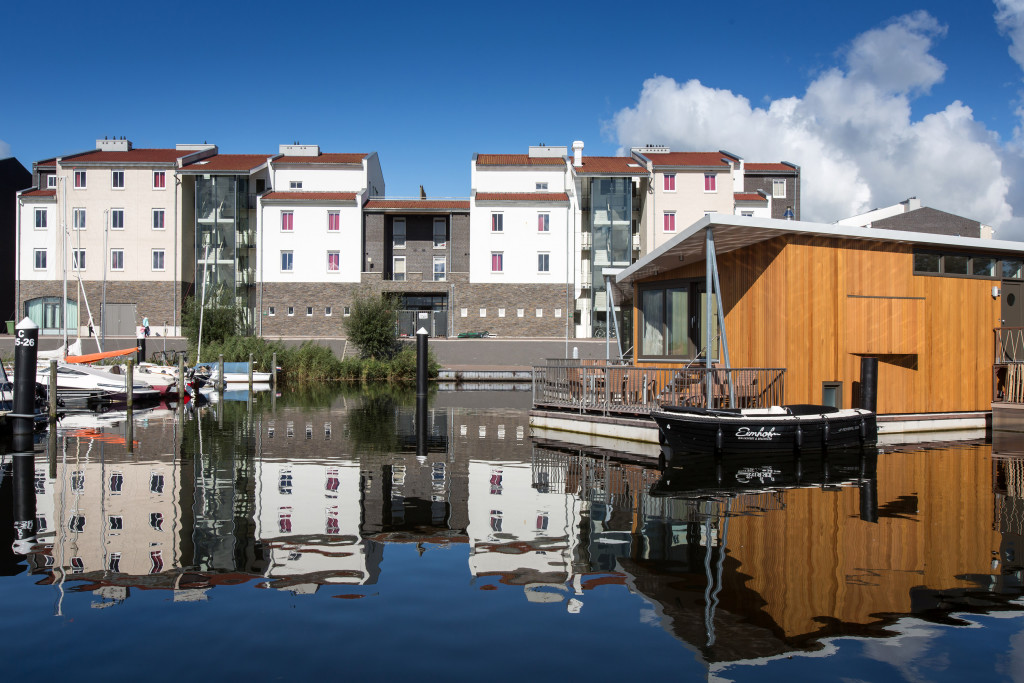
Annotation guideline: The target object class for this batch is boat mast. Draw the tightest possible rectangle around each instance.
[705,225,735,406]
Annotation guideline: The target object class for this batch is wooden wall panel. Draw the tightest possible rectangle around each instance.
[843,297,924,354]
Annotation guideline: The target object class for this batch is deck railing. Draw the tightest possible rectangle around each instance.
[995,327,1024,363]
[532,361,786,415]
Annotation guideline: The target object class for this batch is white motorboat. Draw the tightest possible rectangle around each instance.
[36,362,162,405]
[194,361,272,384]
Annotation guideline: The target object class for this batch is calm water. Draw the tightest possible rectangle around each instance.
[1,386,1022,682]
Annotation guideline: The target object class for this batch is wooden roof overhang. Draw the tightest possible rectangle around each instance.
[617,214,1024,291]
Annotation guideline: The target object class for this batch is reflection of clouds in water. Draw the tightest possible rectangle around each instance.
[1001,620,1024,683]
[639,607,659,626]
[862,621,948,682]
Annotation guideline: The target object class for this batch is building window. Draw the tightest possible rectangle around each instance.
[111,209,124,230]
[69,515,86,532]
[822,381,843,409]
[913,250,1015,279]
[325,306,332,316]
[72,249,86,270]
[555,308,562,318]
[108,553,121,573]
[536,309,544,317]
[281,251,293,272]
[281,211,294,232]
[153,170,166,189]
[152,249,165,271]
[638,279,719,360]
[538,213,549,232]
[460,308,467,317]
[150,473,165,494]
[517,308,524,317]
[110,249,124,271]
[498,308,506,317]
[33,249,46,270]
[538,253,550,273]
[109,472,123,493]
[344,306,351,316]
[491,213,503,232]
[491,252,503,273]
[536,182,548,190]
[327,251,340,272]
[772,179,786,199]
[268,306,275,316]
[328,211,340,232]
[741,210,754,217]
[393,255,406,281]
[74,170,86,189]
[108,516,123,531]
[289,181,302,189]
[34,208,47,229]
[663,211,676,232]
[480,308,487,317]
[287,306,294,316]
[111,170,124,189]
[152,209,165,230]
[433,218,446,249]
[72,208,86,230]
[394,218,406,249]
[664,173,676,191]
[704,173,716,192]
[47,175,57,188]
[306,307,313,316]
[433,256,446,281]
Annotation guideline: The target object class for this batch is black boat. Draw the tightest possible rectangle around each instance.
[651,404,877,456]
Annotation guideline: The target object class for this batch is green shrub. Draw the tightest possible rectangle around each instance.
[285,341,343,382]
[362,358,387,381]
[344,293,398,360]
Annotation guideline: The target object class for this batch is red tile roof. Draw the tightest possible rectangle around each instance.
[59,148,191,164]
[179,154,271,172]
[20,189,55,197]
[745,162,796,172]
[364,199,470,210]
[734,192,767,202]
[262,191,357,202]
[275,153,367,165]
[571,156,645,175]
[33,158,57,168]
[475,192,569,203]
[646,152,731,169]
[476,154,565,167]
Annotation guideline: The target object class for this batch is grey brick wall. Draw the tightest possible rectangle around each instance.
[18,279,184,331]
[364,213,384,274]
[744,173,800,220]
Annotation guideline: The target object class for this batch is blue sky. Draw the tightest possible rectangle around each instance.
[4,1,1024,234]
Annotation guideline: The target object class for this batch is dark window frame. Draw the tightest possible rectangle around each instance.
[637,277,720,362]
[913,249,1022,280]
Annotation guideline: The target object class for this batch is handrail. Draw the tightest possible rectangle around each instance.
[532,362,786,416]
[995,327,1024,363]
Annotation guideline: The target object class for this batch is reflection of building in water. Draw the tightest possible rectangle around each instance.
[29,424,182,579]
[255,460,382,592]
[993,455,1024,578]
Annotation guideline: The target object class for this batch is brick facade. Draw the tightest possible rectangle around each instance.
[744,171,801,220]
[18,279,183,334]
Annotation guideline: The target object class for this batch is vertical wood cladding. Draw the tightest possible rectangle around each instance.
[633,234,1000,413]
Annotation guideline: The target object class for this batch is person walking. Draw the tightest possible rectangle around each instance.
[142,316,150,337]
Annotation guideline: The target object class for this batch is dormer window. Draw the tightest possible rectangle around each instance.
[536,182,548,191]
[289,181,302,189]
[47,175,57,188]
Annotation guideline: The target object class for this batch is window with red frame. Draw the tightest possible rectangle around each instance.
[704,173,716,192]
[327,251,340,271]
[153,171,166,189]
[664,212,676,232]
[491,252,503,272]
[328,211,340,231]
[74,170,86,188]
[282,211,294,231]
[664,173,676,191]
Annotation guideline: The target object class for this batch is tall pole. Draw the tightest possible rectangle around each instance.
[102,208,108,351]
[416,326,429,459]
[705,227,714,405]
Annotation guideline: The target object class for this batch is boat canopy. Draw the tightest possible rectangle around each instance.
[65,346,140,364]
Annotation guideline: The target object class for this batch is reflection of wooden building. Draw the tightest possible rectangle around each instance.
[618,215,1024,414]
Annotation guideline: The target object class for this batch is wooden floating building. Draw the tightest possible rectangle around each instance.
[532,213,1024,444]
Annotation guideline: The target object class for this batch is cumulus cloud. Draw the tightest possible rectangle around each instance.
[0,139,10,159]
[609,11,1020,237]
[996,0,1024,72]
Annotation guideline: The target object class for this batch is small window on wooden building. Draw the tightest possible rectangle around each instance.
[822,381,843,409]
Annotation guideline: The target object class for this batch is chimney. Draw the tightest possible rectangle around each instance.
[419,185,426,199]
[572,140,584,167]
[96,138,132,152]
[903,197,921,212]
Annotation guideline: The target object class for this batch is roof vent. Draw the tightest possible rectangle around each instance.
[96,138,132,152]
[279,144,319,157]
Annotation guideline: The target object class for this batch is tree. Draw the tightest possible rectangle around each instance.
[182,292,239,347]
[345,293,398,360]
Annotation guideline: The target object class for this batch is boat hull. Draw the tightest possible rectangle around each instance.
[651,405,877,456]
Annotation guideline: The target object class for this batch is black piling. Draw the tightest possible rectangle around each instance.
[12,318,39,542]
[416,327,428,457]
[137,331,146,365]
[859,356,878,412]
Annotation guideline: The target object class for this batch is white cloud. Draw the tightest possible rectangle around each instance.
[609,12,1020,238]
[996,0,1024,72]
[0,139,10,159]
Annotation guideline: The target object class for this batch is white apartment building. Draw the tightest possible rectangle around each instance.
[17,139,199,336]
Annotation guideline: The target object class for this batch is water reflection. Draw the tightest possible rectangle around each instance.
[2,388,1023,677]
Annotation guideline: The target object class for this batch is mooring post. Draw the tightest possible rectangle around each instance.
[177,353,185,404]
[218,354,225,393]
[248,352,254,392]
[126,359,134,412]
[137,327,146,365]
[860,356,878,412]
[12,317,39,544]
[416,327,428,398]
[49,359,58,421]
[271,352,278,389]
